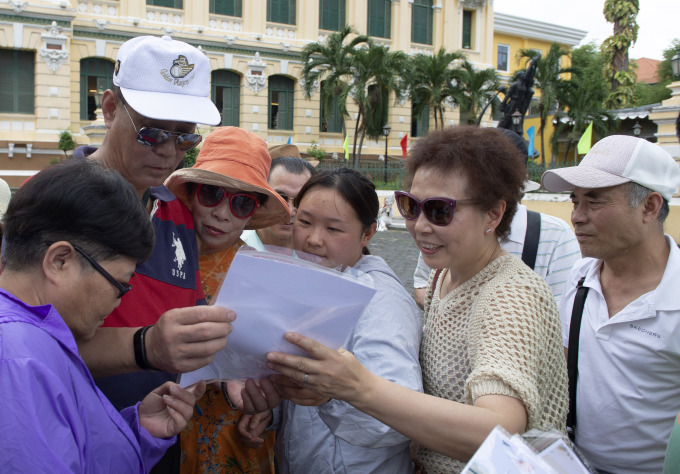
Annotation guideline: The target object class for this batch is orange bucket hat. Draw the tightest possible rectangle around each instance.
[164,127,290,230]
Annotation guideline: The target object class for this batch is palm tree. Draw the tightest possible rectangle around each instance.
[300,26,369,143]
[551,81,615,164]
[551,44,615,163]
[602,0,639,108]
[517,43,573,163]
[449,60,499,125]
[410,48,465,130]
[349,44,410,165]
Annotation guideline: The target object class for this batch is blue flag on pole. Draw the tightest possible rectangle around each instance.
[287,134,292,145]
[526,126,535,158]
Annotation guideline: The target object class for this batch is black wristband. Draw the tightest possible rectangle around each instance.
[133,325,156,370]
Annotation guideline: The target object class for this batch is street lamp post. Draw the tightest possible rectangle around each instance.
[672,50,680,80]
[383,124,391,184]
[633,121,642,137]
[511,110,523,136]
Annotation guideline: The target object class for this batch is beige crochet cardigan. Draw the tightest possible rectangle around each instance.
[417,254,568,473]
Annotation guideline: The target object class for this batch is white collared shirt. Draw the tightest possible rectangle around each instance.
[560,236,680,473]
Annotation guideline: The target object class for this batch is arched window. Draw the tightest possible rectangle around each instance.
[411,103,430,137]
[411,0,433,45]
[212,70,241,127]
[368,0,391,39]
[269,76,294,130]
[319,0,346,32]
[80,58,114,121]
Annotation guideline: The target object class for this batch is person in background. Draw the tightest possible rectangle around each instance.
[542,135,680,473]
[244,168,423,473]
[73,35,236,472]
[241,144,316,250]
[263,126,568,473]
[664,110,680,474]
[413,128,580,309]
[165,127,289,473]
[0,160,207,472]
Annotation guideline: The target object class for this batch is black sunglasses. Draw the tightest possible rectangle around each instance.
[119,97,202,152]
[73,245,132,299]
[394,191,478,227]
[196,184,260,219]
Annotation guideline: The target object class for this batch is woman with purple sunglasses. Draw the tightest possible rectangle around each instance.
[263,126,569,473]
[165,127,290,474]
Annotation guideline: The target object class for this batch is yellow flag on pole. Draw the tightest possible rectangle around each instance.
[577,122,593,155]
[343,135,350,160]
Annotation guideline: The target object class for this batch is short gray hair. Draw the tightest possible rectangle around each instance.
[623,181,669,223]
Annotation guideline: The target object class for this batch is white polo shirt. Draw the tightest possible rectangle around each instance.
[413,205,581,304]
[560,236,680,473]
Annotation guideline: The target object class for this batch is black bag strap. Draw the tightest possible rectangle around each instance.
[566,276,589,441]
[521,210,541,270]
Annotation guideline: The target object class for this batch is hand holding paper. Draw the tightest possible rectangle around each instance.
[179,250,376,387]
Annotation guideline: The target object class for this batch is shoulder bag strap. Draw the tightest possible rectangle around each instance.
[521,210,541,270]
[566,276,589,442]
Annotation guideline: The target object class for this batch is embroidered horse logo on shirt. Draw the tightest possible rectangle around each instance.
[172,232,186,271]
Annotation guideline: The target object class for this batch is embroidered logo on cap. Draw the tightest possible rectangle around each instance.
[114,59,121,76]
[170,55,194,78]
[160,55,196,87]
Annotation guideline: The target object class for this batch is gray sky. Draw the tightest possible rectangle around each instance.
[494,0,680,60]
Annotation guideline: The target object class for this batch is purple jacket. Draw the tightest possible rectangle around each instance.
[0,289,174,473]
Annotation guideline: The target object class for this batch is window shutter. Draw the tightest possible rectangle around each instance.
[463,10,472,49]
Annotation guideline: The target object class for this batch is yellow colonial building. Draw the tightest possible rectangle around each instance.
[0,0,586,186]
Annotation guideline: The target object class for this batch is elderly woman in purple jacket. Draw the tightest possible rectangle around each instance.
[0,160,210,473]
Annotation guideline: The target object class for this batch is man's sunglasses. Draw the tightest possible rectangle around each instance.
[73,245,132,299]
[394,191,478,227]
[119,96,202,152]
[197,184,260,219]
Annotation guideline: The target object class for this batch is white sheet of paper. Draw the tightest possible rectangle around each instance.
[179,250,376,387]
[461,426,557,474]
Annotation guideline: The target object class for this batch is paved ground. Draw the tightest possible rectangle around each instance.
[367,227,420,298]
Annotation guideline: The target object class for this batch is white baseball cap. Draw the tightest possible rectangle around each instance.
[542,135,680,201]
[113,35,220,125]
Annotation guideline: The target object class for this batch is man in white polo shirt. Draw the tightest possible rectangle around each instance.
[542,135,680,473]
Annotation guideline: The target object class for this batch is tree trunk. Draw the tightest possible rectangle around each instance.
[357,127,367,165]
[562,139,573,164]
[352,110,362,167]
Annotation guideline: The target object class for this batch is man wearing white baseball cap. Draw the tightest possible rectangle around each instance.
[542,135,680,473]
[72,36,235,472]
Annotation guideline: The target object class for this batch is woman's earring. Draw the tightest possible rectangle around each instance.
[485,228,492,234]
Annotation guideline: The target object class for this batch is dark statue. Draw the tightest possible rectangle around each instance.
[497,54,540,132]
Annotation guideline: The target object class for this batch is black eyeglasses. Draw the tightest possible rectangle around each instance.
[196,184,260,219]
[394,191,478,227]
[73,246,132,299]
[119,96,202,152]
[276,191,296,205]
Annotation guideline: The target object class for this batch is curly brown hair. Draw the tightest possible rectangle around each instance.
[405,126,526,238]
